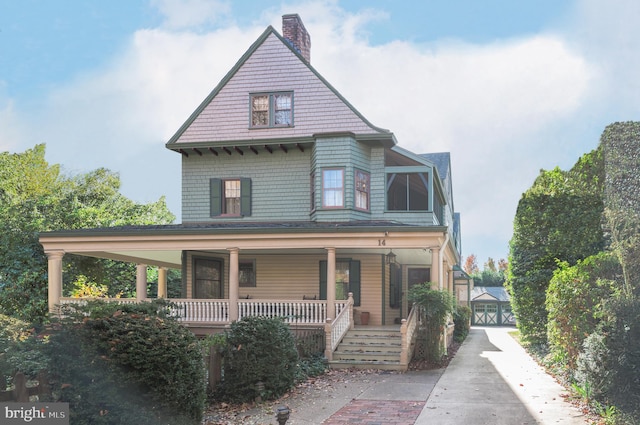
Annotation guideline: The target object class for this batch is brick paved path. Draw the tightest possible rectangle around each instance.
[323,399,425,424]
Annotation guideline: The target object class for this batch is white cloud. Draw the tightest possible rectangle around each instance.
[9,0,639,261]
[0,87,24,152]
[150,0,232,30]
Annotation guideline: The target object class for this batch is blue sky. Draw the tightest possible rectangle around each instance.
[1,0,639,264]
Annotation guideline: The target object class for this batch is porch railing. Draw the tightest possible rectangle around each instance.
[170,299,230,323]
[58,297,332,325]
[238,299,327,324]
[400,304,423,365]
[59,297,138,307]
[324,293,354,361]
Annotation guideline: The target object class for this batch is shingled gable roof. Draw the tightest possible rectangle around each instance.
[166,23,396,151]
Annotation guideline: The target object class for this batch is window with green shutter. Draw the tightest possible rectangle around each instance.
[210,178,251,217]
[319,259,360,306]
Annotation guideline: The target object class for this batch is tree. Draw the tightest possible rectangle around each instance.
[463,254,479,275]
[464,255,507,287]
[507,148,606,344]
[484,258,497,272]
[0,145,175,322]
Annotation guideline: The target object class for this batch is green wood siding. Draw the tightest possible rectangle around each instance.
[183,149,310,222]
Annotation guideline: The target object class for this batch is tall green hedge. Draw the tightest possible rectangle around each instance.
[602,121,640,295]
[507,148,605,344]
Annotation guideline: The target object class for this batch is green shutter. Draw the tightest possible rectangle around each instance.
[210,178,222,217]
[349,260,361,307]
[240,178,252,216]
[319,261,327,300]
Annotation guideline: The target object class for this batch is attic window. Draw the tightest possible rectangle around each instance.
[250,92,293,128]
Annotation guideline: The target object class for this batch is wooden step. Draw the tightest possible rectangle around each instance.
[329,326,405,371]
[328,359,406,371]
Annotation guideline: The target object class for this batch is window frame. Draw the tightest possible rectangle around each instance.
[250,92,293,128]
[354,169,370,211]
[319,259,361,307]
[223,179,241,216]
[385,171,430,212]
[239,259,256,288]
[321,168,345,209]
[310,172,316,212]
[192,256,224,299]
[210,178,251,217]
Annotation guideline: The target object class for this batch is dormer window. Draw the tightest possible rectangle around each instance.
[250,92,293,128]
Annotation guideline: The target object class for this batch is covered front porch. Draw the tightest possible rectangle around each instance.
[40,222,461,368]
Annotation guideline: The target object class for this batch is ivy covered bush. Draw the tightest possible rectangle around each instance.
[408,285,454,363]
[453,305,471,343]
[45,300,206,424]
[220,316,299,403]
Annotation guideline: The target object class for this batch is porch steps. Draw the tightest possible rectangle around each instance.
[329,326,405,371]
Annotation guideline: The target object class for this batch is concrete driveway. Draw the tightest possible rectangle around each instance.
[416,326,588,424]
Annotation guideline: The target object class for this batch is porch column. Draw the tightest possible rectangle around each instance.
[47,251,64,313]
[326,248,336,318]
[228,248,239,322]
[136,264,147,302]
[157,267,168,298]
[431,249,441,289]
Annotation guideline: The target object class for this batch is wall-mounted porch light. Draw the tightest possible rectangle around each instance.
[386,250,397,265]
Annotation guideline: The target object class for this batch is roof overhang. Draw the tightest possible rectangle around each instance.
[39,222,453,269]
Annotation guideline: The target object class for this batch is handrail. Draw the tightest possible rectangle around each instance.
[324,293,354,361]
[400,304,423,365]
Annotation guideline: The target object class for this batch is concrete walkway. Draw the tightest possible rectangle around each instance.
[225,327,590,424]
[415,327,588,424]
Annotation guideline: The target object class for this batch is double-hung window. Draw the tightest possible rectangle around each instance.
[355,170,370,211]
[322,169,344,208]
[210,178,251,217]
[223,180,241,215]
[250,92,293,127]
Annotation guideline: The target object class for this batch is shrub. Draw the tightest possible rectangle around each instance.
[409,285,455,362]
[453,306,471,343]
[546,252,621,369]
[46,300,206,424]
[602,296,640,419]
[0,314,48,388]
[575,295,640,422]
[220,316,299,403]
[575,331,613,403]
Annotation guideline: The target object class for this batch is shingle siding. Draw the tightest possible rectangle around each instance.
[174,33,378,144]
[182,148,311,222]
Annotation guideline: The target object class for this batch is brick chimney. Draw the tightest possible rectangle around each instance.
[282,14,311,62]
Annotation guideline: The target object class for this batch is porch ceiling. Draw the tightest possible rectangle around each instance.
[60,247,433,270]
[40,222,455,268]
